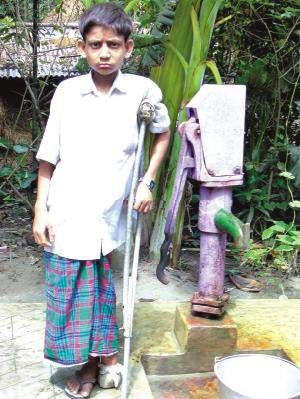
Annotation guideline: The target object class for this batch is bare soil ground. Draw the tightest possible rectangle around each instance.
[1,204,300,303]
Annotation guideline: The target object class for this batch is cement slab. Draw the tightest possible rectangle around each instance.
[227,299,300,365]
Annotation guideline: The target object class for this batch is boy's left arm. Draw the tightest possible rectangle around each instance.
[133,130,170,213]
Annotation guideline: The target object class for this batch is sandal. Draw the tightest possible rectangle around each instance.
[98,363,123,389]
[229,274,263,292]
[64,370,97,399]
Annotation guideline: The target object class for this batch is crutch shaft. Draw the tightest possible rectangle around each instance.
[122,101,156,399]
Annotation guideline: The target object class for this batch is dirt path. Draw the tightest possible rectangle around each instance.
[1,204,300,303]
[1,245,300,304]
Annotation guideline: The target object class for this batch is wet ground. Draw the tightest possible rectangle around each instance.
[148,373,218,399]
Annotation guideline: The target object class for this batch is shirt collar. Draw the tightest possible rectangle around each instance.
[80,70,127,96]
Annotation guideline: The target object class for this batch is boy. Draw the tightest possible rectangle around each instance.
[33,3,170,398]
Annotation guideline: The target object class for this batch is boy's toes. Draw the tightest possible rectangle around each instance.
[65,376,80,394]
[79,382,94,397]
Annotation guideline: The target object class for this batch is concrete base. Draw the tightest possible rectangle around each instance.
[142,303,237,375]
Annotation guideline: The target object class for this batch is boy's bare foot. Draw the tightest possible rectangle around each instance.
[65,356,99,398]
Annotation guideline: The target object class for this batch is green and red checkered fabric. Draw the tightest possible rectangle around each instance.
[44,252,119,366]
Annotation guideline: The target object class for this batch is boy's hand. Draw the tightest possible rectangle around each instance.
[33,205,54,247]
[133,182,153,213]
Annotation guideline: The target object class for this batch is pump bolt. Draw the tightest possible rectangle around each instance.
[233,166,241,174]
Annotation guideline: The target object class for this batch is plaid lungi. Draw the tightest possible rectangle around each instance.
[44,251,119,366]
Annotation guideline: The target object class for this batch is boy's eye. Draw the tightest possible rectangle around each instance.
[90,43,100,49]
[109,42,120,48]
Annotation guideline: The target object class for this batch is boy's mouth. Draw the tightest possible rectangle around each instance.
[98,63,112,69]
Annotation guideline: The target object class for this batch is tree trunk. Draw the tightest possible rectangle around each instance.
[31,0,39,140]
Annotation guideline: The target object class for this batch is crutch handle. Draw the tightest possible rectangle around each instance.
[138,101,155,123]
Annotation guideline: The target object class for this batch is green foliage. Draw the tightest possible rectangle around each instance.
[13,145,29,154]
[75,57,90,74]
[0,16,16,42]
[279,171,295,180]
[0,138,12,150]
[289,200,300,209]
[79,0,109,9]
[15,170,37,189]
[79,0,166,27]
[290,146,300,188]
[0,0,57,21]
[0,126,36,206]
[0,16,15,30]
[182,1,299,273]
[262,223,286,240]
[140,1,176,69]
[0,164,37,192]
[241,243,269,269]
[210,0,300,238]
[232,221,300,274]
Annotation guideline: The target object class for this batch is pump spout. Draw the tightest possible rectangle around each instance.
[214,208,244,248]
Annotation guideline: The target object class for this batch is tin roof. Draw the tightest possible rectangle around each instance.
[0,24,82,78]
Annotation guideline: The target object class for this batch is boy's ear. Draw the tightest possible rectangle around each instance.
[77,40,86,56]
[124,38,134,59]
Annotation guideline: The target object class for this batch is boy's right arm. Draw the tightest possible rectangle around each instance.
[33,160,55,247]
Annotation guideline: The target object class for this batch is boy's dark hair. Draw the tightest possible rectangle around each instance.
[78,3,132,41]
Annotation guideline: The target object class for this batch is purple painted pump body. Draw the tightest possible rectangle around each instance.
[198,187,231,297]
[156,84,246,315]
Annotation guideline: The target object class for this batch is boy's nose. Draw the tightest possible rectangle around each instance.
[99,45,110,59]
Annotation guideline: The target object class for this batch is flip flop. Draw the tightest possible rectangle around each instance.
[64,371,97,399]
[229,274,263,292]
[0,245,8,253]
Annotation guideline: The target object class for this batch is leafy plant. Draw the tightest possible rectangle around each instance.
[232,221,300,274]
[79,0,108,9]
[149,0,224,262]
[262,221,300,253]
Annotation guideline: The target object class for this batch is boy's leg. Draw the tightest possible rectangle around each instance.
[97,254,122,389]
[66,253,119,394]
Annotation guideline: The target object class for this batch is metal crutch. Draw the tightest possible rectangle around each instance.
[121,102,155,399]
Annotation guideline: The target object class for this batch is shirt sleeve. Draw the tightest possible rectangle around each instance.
[144,79,170,134]
[36,82,63,165]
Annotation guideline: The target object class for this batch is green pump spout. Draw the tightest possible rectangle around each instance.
[214,208,245,248]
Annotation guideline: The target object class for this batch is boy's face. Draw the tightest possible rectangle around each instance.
[78,25,133,77]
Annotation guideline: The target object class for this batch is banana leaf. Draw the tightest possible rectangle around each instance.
[149,0,224,261]
[147,0,195,257]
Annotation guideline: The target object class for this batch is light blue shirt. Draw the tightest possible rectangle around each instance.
[36,71,170,259]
